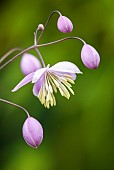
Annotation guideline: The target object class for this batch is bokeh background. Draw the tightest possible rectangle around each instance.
[0,0,114,170]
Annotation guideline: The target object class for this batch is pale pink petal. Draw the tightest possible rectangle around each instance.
[20,53,42,76]
[70,73,76,80]
[33,75,44,96]
[12,72,34,92]
[32,67,47,83]
[53,71,76,80]
[50,61,82,74]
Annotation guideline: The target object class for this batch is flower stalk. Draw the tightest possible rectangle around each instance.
[37,10,61,43]
[0,98,30,117]
[0,36,86,70]
[0,47,22,64]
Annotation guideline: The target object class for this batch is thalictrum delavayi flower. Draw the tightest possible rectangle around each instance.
[12,61,82,108]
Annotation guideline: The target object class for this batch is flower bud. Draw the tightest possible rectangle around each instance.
[81,44,100,69]
[57,15,73,33]
[20,53,42,75]
[38,24,44,31]
[22,117,43,148]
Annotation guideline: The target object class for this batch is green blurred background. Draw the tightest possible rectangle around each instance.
[0,0,114,170]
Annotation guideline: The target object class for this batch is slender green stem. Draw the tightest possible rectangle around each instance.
[37,10,61,43]
[0,98,30,117]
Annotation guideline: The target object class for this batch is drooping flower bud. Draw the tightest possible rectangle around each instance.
[22,117,43,148]
[81,44,100,69]
[20,53,42,75]
[57,15,73,33]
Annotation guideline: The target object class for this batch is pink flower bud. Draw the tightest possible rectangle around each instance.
[20,53,42,75]
[81,44,100,69]
[22,117,43,148]
[57,15,73,33]
[38,24,44,31]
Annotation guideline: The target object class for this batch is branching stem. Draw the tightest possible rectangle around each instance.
[0,36,86,70]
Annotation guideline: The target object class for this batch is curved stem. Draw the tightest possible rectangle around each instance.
[34,25,44,45]
[35,48,46,67]
[0,98,30,117]
[37,10,61,43]
[0,47,22,64]
[0,45,35,70]
[0,36,86,70]
[37,36,86,48]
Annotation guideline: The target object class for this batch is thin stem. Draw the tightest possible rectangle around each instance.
[37,36,86,47]
[0,36,86,70]
[34,28,46,67]
[34,26,42,45]
[37,10,61,43]
[0,45,35,70]
[34,32,37,45]
[0,98,30,117]
[35,48,46,67]
[0,47,22,64]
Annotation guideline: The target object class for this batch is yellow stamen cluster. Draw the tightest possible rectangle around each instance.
[38,71,75,108]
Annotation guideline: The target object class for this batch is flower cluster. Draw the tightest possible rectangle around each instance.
[0,10,100,148]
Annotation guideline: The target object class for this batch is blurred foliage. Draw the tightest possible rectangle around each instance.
[0,0,114,170]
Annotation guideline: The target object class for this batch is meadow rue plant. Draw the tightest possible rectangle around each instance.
[0,10,100,148]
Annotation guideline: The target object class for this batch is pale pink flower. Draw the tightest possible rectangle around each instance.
[12,61,82,108]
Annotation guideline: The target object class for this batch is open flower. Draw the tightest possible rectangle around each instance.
[12,61,82,108]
